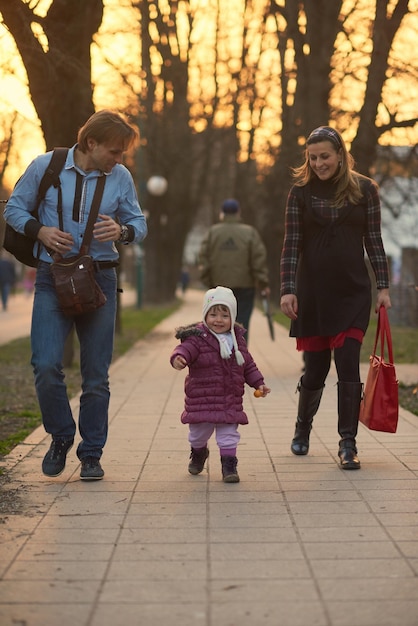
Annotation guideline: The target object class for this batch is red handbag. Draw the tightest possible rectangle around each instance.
[359,306,399,433]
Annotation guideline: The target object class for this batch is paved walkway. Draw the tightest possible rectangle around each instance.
[0,289,418,626]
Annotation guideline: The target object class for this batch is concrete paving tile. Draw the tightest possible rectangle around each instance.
[375,512,418,526]
[298,526,388,543]
[210,601,327,626]
[0,535,30,578]
[318,576,418,600]
[209,513,292,528]
[280,479,352,490]
[133,480,208,493]
[271,463,339,474]
[3,558,108,580]
[128,501,207,515]
[0,603,91,626]
[0,579,100,602]
[46,492,132,516]
[131,489,207,503]
[112,542,207,561]
[211,578,319,602]
[210,558,310,579]
[91,603,207,626]
[100,578,206,603]
[292,513,380,528]
[326,600,418,626]
[357,488,418,501]
[14,542,115,561]
[208,480,282,492]
[208,502,286,516]
[36,513,124,530]
[410,558,418,575]
[209,527,298,543]
[385,526,418,541]
[303,540,400,560]
[208,490,283,502]
[368,500,418,513]
[210,542,304,561]
[118,527,205,543]
[107,559,207,580]
[123,513,206,528]
[348,479,418,490]
[285,489,361,502]
[61,479,136,491]
[27,527,120,544]
[396,542,418,557]
[347,470,416,482]
[288,501,369,515]
[310,557,415,579]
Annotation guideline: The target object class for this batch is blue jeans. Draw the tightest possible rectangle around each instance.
[31,261,117,460]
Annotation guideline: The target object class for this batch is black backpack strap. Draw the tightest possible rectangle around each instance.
[35,147,69,219]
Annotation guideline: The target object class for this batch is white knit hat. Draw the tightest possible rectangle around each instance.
[202,286,245,366]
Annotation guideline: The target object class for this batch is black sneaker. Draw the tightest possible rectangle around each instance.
[221,455,240,483]
[80,456,104,480]
[188,447,209,475]
[42,438,74,477]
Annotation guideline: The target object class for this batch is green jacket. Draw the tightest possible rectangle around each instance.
[198,214,269,290]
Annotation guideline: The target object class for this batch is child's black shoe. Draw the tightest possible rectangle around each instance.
[188,447,209,475]
[221,455,240,483]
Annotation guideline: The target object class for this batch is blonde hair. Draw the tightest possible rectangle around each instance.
[77,110,138,153]
[293,126,362,208]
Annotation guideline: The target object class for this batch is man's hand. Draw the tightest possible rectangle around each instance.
[93,214,121,242]
[37,226,73,253]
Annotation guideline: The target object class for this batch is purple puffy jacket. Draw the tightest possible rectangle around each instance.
[170,322,265,425]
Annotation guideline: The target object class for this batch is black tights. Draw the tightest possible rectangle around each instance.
[301,338,361,390]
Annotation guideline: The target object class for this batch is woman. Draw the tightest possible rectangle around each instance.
[280,126,391,469]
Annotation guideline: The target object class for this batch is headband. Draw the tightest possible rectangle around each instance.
[307,126,342,149]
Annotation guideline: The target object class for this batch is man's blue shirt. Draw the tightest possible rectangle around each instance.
[4,145,147,262]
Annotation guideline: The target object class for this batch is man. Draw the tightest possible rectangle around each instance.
[4,110,147,480]
[198,198,270,343]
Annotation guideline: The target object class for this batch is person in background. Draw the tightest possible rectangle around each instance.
[280,125,391,470]
[4,110,147,480]
[0,255,16,311]
[170,286,270,483]
[198,198,270,343]
[23,267,37,296]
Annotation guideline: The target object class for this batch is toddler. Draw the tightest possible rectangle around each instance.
[170,286,270,483]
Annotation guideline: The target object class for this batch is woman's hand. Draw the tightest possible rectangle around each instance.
[375,288,391,313]
[280,294,298,320]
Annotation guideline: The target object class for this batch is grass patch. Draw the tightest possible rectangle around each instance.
[0,302,179,457]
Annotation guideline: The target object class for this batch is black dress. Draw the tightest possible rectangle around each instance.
[290,176,374,339]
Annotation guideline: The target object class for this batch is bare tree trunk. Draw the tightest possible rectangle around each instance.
[0,0,103,148]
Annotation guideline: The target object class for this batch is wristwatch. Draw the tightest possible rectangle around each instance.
[118,224,129,242]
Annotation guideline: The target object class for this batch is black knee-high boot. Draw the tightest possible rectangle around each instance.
[291,379,324,455]
[337,381,362,470]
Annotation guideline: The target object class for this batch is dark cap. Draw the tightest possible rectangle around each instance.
[221,198,240,213]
